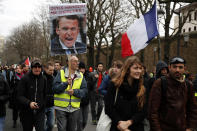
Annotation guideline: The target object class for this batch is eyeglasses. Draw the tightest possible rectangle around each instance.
[170,57,185,64]
[32,65,42,68]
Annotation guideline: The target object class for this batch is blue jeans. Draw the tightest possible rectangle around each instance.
[44,107,55,131]
[0,117,5,131]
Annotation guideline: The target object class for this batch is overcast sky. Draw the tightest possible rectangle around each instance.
[0,0,180,38]
[0,0,60,37]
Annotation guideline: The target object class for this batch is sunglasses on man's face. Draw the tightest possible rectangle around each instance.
[170,57,185,64]
[32,65,42,68]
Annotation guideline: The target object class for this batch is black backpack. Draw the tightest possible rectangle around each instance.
[160,76,191,101]
[159,76,192,119]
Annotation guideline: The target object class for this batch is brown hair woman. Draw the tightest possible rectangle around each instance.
[104,56,146,131]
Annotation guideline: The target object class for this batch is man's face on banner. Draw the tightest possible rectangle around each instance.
[56,17,80,48]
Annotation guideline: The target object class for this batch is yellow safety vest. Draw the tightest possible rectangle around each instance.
[54,69,83,108]
[195,92,197,97]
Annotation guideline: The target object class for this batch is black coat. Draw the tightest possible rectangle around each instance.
[43,72,54,108]
[9,72,23,109]
[105,79,147,131]
[0,74,10,117]
[80,70,90,106]
[17,71,47,114]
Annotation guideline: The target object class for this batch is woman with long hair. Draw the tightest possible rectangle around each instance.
[98,60,123,96]
[104,56,147,131]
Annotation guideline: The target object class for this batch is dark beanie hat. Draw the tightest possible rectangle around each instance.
[31,59,42,68]
[79,61,85,69]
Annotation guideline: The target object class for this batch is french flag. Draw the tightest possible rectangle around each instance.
[121,1,159,58]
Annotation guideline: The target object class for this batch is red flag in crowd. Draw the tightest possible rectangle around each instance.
[24,57,31,66]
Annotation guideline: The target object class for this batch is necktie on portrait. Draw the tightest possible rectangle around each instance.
[70,49,75,54]
[66,50,71,55]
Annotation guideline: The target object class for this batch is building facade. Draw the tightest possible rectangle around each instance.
[174,2,197,33]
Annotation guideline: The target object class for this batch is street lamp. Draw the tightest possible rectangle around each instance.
[157,9,165,60]
[154,47,157,65]
[183,33,189,47]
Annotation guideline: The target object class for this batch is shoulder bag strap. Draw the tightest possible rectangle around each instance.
[114,87,119,105]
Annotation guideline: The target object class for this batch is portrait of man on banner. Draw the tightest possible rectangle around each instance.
[50,14,87,55]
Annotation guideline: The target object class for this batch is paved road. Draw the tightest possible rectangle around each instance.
[4,104,96,131]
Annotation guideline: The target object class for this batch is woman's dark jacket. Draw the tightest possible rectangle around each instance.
[43,71,54,108]
[9,72,23,109]
[17,71,47,114]
[80,70,90,106]
[0,74,10,117]
[105,79,147,131]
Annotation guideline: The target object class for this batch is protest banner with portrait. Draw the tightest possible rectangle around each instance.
[49,3,87,55]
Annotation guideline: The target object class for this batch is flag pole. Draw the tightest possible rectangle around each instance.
[67,54,73,90]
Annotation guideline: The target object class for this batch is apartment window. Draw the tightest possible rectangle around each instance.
[183,29,185,33]
[189,27,191,32]
[189,14,191,22]
[195,11,197,20]
[194,26,196,31]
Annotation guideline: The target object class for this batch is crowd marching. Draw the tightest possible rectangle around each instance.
[0,55,197,131]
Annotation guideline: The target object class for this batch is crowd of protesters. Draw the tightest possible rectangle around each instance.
[0,55,197,131]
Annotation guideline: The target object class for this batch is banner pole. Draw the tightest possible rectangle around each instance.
[67,54,72,89]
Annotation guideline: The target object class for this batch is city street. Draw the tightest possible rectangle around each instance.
[4,104,96,131]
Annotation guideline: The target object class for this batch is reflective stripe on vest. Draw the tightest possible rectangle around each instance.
[54,70,83,108]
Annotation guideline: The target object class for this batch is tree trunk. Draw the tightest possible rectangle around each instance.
[140,50,144,63]
[164,3,171,63]
[95,42,102,66]
[88,36,95,68]
[108,40,116,69]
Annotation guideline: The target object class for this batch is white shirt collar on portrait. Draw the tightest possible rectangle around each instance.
[59,39,76,49]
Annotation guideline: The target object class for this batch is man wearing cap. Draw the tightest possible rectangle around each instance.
[148,56,197,131]
[17,59,47,131]
[53,55,87,131]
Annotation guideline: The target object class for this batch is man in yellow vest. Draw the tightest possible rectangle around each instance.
[53,55,87,131]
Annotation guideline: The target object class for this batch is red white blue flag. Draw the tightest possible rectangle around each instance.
[121,1,159,58]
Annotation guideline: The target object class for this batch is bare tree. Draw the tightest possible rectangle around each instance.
[158,0,196,3]
[4,21,44,62]
[34,6,51,60]
[159,2,194,62]
[0,40,20,65]
[104,0,123,68]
